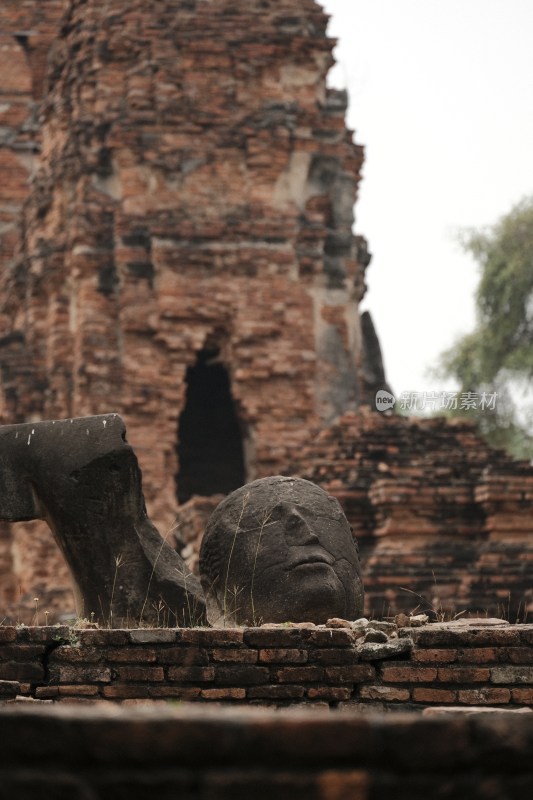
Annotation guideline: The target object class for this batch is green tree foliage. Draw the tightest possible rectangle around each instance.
[439,196,533,459]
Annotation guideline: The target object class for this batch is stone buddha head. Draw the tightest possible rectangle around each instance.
[199,475,364,626]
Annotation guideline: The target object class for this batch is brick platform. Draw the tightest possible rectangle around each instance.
[1,621,532,711]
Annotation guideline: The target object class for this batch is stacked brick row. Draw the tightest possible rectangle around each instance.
[292,410,533,618]
[1,625,374,706]
[1,623,532,710]
[387,623,533,708]
[473,473,533,614]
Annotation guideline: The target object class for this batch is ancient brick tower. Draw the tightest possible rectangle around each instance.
[3,1,531,622]
[0,0,380,613]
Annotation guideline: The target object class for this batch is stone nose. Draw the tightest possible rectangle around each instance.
[284,510,320,546]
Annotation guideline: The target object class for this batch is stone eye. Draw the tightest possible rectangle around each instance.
[270,503,285,518]
[286,512,301,530]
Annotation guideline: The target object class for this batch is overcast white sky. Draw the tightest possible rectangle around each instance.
[321,0,533,398]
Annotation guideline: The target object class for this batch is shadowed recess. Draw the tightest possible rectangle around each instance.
[177,348,246,503]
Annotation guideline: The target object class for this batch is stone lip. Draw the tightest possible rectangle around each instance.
[428,618,511,627]
[0,414,205,626]
[1,703,533,770]
[423,706,533,716]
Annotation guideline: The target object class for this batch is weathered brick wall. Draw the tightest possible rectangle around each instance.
[0,0,81,616]
[291,411,533,619]
[1,621,532,710]
[1,0,367,493]
[0,1,65,277]
[1,704,532,799]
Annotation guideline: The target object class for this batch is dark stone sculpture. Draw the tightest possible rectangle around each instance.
[0,414,205,626]
[199,475,364,626]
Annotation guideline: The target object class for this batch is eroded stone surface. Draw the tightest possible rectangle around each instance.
[0,414,205,626]
[199,475,364,626]
[358,639,413,662]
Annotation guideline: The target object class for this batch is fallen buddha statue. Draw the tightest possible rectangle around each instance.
[0,414,205,626]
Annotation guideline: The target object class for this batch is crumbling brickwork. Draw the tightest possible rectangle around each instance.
[292,411,533,618]
[1,621,532,710]
[0,1,65,279]
[0,0,375,616]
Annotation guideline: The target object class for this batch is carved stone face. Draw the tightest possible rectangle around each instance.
[199,476,364,626]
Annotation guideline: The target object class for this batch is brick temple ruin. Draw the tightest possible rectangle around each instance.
[0,0,532,622]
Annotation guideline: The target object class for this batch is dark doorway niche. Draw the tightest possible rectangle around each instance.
[14,34,30,52]
[177,347,246,504]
